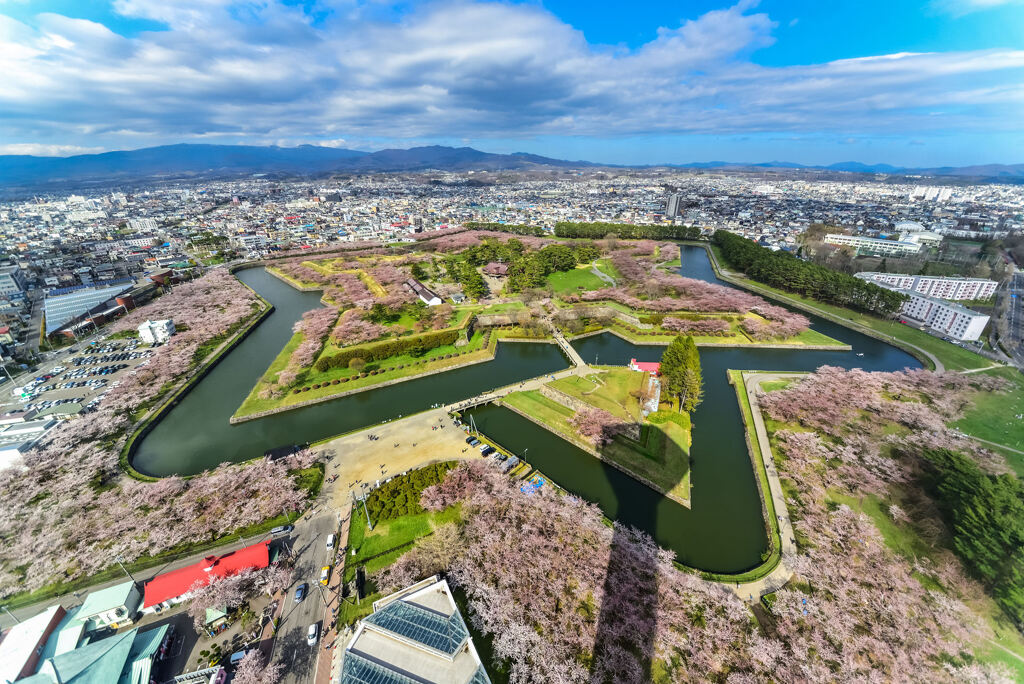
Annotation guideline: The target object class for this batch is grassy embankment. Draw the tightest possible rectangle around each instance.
[705,243,996,371]
[234,328,492,418]
[337,505,461,626]
[754,377,1024,679]
[952,366,1024,476]
[502,368,692,503]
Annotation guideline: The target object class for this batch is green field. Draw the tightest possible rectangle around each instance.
[503,370,692,504]
[549,368,646,420]
[344,505,462,583]
[952,367,1024,475]
[545,265,607,293]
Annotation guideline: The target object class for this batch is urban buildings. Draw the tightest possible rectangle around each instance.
[824,234,922,256]
[340,576,491,684]
[856,273,997,301]
[897,290,991,341]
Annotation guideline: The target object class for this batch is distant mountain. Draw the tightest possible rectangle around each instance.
[0,144,589,188]
[665,159,1024,178]
[0,143,1020,189]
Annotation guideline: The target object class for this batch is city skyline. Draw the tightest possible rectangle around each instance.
[0,0,1022,165]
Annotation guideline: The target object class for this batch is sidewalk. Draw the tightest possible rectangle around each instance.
[729,371,802,602]
[314,503,352,684]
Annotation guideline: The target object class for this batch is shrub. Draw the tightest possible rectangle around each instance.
[340,377,349,383]
[331,379,340,385]
[364,462,458,522]
[314,329,460,372]
[293,389,301,394]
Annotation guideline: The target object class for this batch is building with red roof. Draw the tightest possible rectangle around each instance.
[629,359,660,375]
[141,541,270,612]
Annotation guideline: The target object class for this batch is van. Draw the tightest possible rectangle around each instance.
[326,533,336,549]
[228,649,251,667]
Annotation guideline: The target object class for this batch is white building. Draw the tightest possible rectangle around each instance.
[340,576,491,684]
[0,265,27,296]
[856,273,997,301]
[128,218,159,232]
[137,319,175,344]
[897,289,990,342]
[825,234,922,256]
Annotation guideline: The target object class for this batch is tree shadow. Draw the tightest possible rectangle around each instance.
[588,451,677,683]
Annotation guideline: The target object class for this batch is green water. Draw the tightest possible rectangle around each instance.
[132,248,920,573]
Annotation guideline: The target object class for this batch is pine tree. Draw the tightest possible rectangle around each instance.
[681,336,703,413]
[659,336,688,409]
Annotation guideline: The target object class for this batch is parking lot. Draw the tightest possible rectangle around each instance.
[2,340,154,416]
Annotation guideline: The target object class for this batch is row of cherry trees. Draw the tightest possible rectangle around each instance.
[373,365,1012,682]
[0,269,319,596]
[755,366,1013,680]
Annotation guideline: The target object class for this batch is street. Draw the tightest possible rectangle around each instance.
[273,510,340,684]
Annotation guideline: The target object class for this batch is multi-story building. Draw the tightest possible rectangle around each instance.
[856,273,997,301]
[824,234,922,256]
[137,319,175,344]
[0,265,27,296]
[896,289,990,341]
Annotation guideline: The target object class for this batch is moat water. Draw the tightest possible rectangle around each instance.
[132,246,920,574]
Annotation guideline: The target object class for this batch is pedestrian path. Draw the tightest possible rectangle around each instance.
[728,371,803,602]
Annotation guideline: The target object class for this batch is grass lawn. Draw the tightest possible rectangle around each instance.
[503,390,576,431]
[708,245,993,371]
[503,380,693,504]
[594,258,621,281]
[829,489,1024,680]
[266,266,321,290]
[952,366,1024,473]
[759,378,796,393]
[605,413,692,503]
[343,505,462,584]
[234,331,492,418]
[549,368,646,421]
[480,301,526,314]
[546,266,607,294]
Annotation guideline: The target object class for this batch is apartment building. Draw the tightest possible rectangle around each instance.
[824,234,922,256]
[897,289,990,342]
[856,272,997,301]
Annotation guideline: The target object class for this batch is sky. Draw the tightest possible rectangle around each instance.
[0,0,1022,165]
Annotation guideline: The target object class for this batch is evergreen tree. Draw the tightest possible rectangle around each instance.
[660,335,702,412]
[681,336,703,413]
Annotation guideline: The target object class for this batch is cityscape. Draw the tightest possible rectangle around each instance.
[0,2,1023,684]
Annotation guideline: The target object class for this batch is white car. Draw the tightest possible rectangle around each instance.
[307,623,319,646]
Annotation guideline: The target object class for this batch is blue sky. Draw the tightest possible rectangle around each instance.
[0,0,1021,165]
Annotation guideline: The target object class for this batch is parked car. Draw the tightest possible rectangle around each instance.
[326,533,336,549]
[319,566,331,585]
[468,438,480,447]
[270,525,293,537]
[464,435,476,444]
[228,649,252,667]
[307,623,319,646]
[294,583,307,603]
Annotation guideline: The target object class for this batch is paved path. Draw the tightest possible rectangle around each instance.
[590,261,616,287]
[728,371,803,602]
[964,434,1024,456]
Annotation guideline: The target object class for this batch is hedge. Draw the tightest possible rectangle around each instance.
[314,329,460,372]
[364,462,458,522]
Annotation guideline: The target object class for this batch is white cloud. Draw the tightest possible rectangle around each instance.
[0,0,1020,150]
[0,143,105,156]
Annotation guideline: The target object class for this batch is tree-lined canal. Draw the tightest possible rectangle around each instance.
[132,246,921,574]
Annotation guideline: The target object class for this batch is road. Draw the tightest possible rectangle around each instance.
[274,510,340,684]
[1004,271,1024,367]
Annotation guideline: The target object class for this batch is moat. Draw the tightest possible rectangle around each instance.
[132,245,920,574]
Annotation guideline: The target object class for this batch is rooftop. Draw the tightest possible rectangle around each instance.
[142,540,270,608]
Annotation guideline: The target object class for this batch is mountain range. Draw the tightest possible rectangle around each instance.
[0,143,1021,189]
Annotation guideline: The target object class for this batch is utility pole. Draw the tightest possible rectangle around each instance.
[115,556,136,583]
